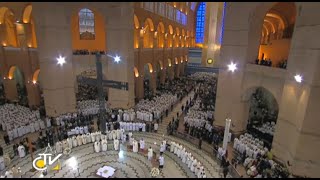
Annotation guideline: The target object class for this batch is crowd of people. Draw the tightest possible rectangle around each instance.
[0,104,43,141]
[76,84,98,101]
[247,87,278,147]
[232,133,290,178]
[170,141,207,178]
[255,58,273,67]
[136,93,177,123]
[72,49,107,55]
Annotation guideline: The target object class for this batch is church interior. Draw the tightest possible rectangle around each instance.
[0,2,319,178]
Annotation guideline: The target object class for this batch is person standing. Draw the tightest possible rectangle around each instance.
[223,160,230,178]
[148,147,153,161]
[198,137,202,150]
[158,153,165,170]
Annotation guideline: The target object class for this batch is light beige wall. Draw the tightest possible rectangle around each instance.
[33,2,77,116]
[214,2,320,177]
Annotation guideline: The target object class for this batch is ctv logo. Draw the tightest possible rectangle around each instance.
[33,153,62,171]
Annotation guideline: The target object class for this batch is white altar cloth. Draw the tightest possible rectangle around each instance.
[96,166,116,178]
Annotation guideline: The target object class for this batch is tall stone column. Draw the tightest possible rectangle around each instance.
[104,3,135,109]
[223,118,231,150]
[135,75,144,100]
[3,79,18,101]
[33,3,76,117]
[26,83,40,107]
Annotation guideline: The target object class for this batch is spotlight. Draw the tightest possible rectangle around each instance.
[114,55,121,63]
[57,55,66,66]
[33,80,37,84]
[228,62,237,72]
[294,74,302,83]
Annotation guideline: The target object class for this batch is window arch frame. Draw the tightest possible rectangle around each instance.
[78,8,95,40]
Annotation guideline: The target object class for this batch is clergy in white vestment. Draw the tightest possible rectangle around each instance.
[160,142,166,153]
[142,123,146,132]
[139,139,145,151]
[116,129,121,140]
[56,141,63,153]
[72,136,78,147]
[86,133,92,143]
[34,121,40,132]
[182,149,187,163]
[67,138,73,149]
[114,139,120,151]
[128,132,133,145]
[154,123,158,132]
[46,118,51,128]
[82,134,87,145]
[186,153,191,166]
[77,135,83,146]
[30,122,35,133]
[177,145,182,158]
[188,156,194,169]
[191,159,197,172]
[147,147,153,161]
[198,166,204,178]
[195,162,201,175]
[101,139,108,152]
[79,127,84,134]
[62,140,68,150]
[108,131,113,140]
[18,144,26,158]
[174,143,179,155]
[91,133,96,143]
[95,132,101,142]
[84,126,88,134]
[94,141,101,153]
[39,120,45,130]
[170,142,175,153]
[112,130,117,140]
[0,157,5,171]
[121,132,126,144]
[133,140,139,153]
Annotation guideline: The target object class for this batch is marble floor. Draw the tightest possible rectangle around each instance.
[0,92,232,178]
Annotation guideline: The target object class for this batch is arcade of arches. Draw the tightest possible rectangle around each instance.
[0,2,320,178]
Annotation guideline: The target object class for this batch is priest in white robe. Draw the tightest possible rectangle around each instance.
[72,136,78,147]
[101,139,108,152]
[112,130,117,140]
[147,147,153,161]
[94,141,101,153]
[139,138,145,152]
[133,140,138,153]
[67,138,73,149]
[108,131,113,140]
[182,148,187,163]
[62,140,68,150]
[191,159,197,172]
[91,133,96,143]
[82,134,87,145]
[114,139,120,151]
[96,132,101,142]
[77,135,83,146]
[170,142,175,153]
[18,144,26,158]
[55,141,62,153]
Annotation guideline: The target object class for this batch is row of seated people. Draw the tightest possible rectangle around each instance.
[73,49,106,55]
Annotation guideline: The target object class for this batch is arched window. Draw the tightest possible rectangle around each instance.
[79,8,95,40]
[195,2,206,43]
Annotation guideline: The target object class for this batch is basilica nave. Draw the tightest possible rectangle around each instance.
[0,2,319,178]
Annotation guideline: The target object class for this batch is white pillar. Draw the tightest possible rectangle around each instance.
[222,118,231,150]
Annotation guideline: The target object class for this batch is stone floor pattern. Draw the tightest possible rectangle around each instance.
[0,92,232,178]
